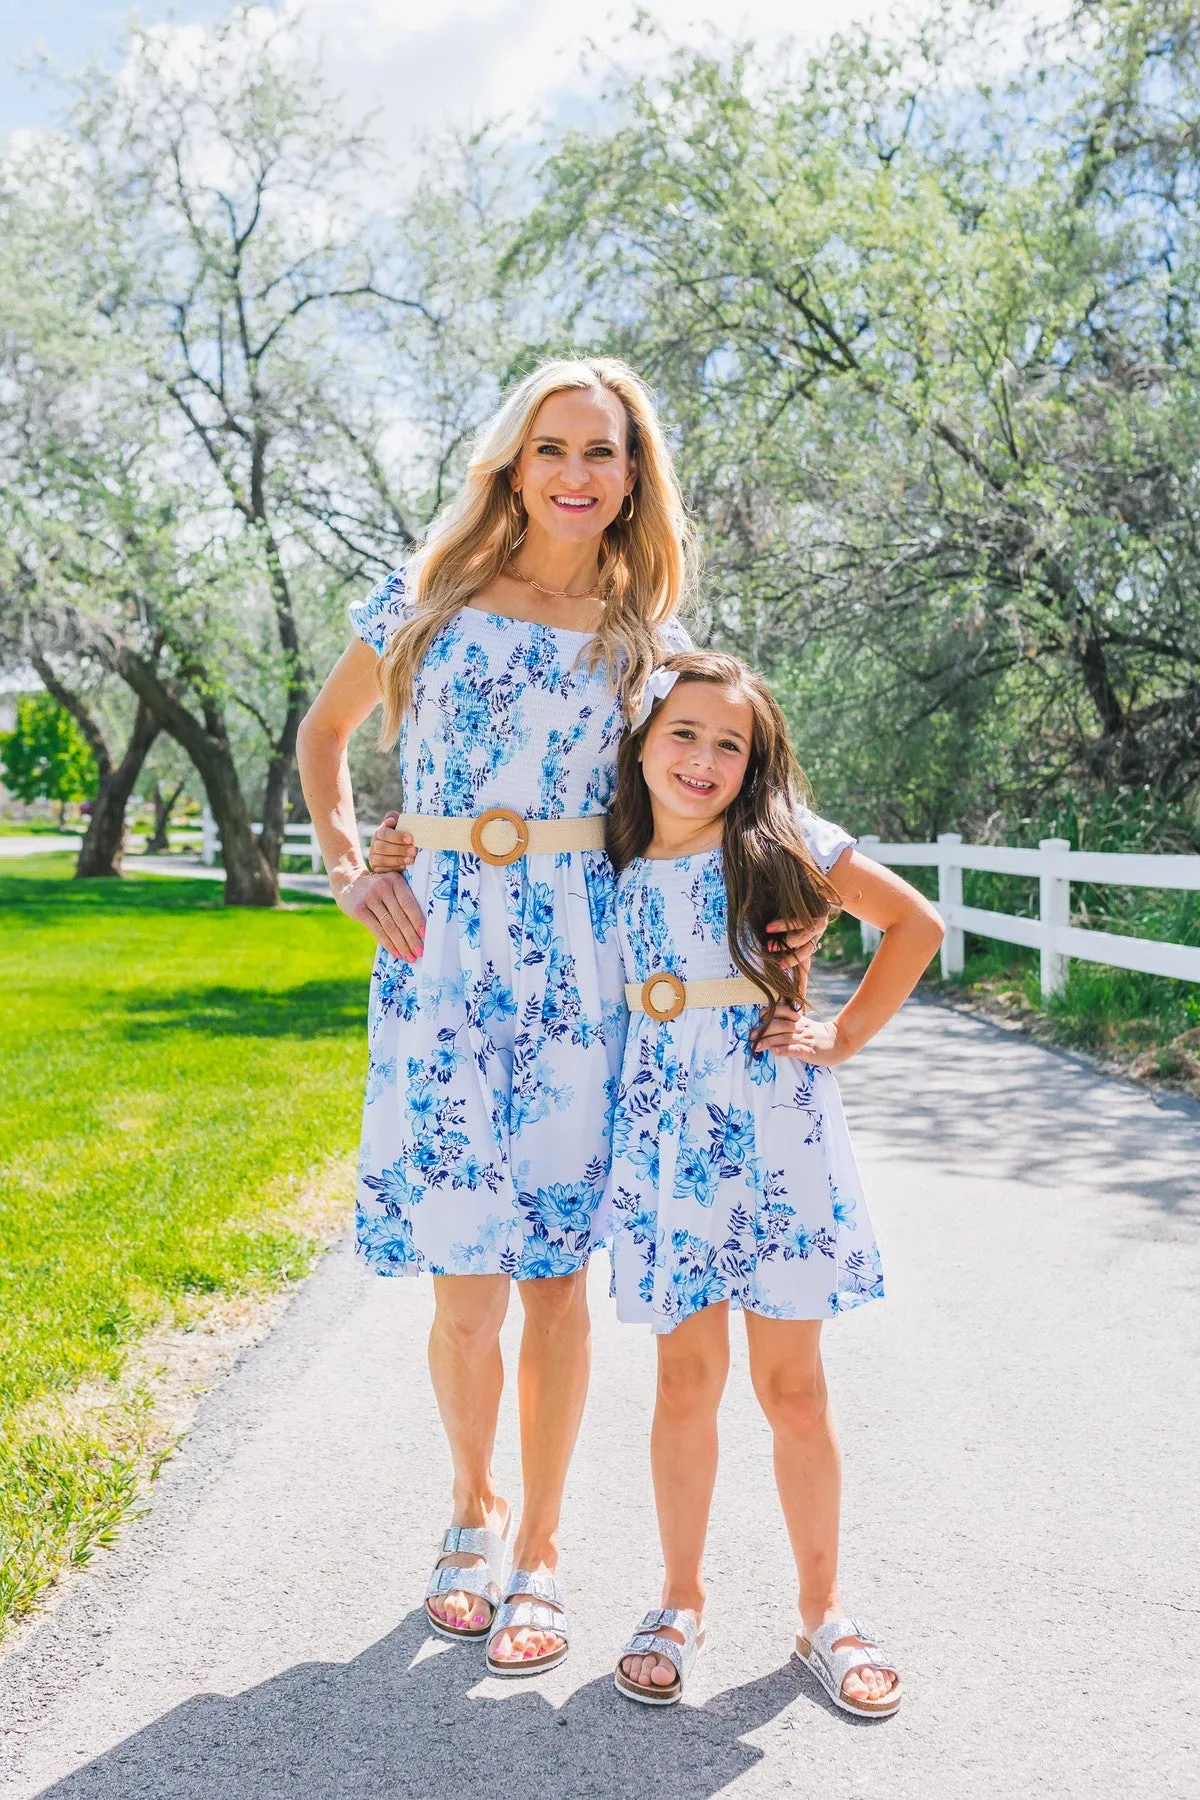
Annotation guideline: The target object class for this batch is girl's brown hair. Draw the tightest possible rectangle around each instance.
[376,356,697,748]
[606,651,841,1025]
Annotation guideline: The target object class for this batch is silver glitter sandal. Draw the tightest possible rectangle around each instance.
[423,1512,511,1642]
[485,1570,570,1676]
[614,1606,704,1707]
[795,1616,902,1718]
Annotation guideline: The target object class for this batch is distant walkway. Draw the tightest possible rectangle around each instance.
[1,837,332,897]
[1,985,1197,1797]
[0,834,80,856]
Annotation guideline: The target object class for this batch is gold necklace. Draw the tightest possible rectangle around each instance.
[504,562,599,604]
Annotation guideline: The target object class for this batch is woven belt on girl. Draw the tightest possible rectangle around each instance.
[391,808,607,867]
[626,972,767,1023]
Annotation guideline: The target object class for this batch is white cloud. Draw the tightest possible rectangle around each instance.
[282,0,885,144]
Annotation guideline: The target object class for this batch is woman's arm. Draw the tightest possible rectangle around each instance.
[296,641,426,962]
[756,848,944,1064]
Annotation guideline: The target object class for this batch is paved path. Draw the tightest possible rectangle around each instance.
[0,835,81,856]
[2,988,1198,1798]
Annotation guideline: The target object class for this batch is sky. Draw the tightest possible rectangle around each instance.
[0,0,893,144]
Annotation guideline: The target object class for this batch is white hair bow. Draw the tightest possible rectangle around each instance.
[631,667,680,731]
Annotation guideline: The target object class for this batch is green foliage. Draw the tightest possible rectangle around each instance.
[0,693,96,808]
[0,856,373,1633]
[525,0,1200,829]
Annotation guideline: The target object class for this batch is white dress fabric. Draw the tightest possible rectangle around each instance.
[350,563,854,1284]
[605,847,883,1333]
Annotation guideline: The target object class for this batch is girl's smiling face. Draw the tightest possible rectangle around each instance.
[639,680,755,835]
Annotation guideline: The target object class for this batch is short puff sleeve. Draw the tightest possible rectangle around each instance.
[348,565,416,657]
[797,805,855,874]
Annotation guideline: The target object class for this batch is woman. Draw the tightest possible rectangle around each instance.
[297,357,840,1675]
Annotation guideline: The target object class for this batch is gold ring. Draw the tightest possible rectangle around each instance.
[640,970,686,1022]
[470,807,530,866]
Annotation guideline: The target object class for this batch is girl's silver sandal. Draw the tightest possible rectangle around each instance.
[614,1607,704,1707]
[423,1514,511,1642]
[485,1570,570,1676]
[795,1616,902,1718]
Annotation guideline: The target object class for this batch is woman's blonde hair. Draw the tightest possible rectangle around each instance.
[377,356,697,747]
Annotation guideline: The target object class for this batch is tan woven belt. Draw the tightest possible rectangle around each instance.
[393,807,607,867]
[626,972,768,1023]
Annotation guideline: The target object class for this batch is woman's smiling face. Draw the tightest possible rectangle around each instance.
[640,680,755,831]
[512,385,636,544]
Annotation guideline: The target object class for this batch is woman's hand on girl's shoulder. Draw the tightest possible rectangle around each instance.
[333,865,426,962]
[368,812,418,872]
[754,1006,853,1067]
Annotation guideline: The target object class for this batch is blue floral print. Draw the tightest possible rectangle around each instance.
[604,847,882,1334]
[349,564,851,1285]
[350,565,693,1280]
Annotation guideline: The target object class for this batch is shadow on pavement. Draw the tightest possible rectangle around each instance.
[846,997,1200,1232]
[40,1609,839,1798]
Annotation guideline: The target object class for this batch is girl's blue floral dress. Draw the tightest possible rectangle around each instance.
[604,848,883,1333]
[350,564,853,1284]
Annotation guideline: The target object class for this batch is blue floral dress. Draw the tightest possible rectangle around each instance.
[350,564,854,1285]
[605,847,883,1333]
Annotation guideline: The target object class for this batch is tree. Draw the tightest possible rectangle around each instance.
[525,1,1200,826]
[0,692,96,821]
[28,650,160,878]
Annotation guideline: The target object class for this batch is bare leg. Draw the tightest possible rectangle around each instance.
[425,1273,512,1632]
[621,1302,729,1692]
[489,1268,591,1664]
[744,1314,897,1706]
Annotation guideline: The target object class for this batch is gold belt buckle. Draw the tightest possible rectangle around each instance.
[641,970,686,1022]
[470,806,530,866]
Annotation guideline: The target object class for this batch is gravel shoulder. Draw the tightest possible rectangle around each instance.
[2,988,1198,1799]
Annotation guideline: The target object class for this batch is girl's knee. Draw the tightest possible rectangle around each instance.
[755,1366,829,1437]
[656,1348,727,1418]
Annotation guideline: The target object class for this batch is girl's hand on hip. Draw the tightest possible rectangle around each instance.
[368,812,418,872]
[766,911,828,974]
[335,867,426,961]
[754,1007,851,1066]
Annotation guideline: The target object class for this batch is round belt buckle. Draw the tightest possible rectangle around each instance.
[470,806,530,866]
[641,970,686,1023]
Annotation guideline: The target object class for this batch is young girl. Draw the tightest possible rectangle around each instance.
[603,650,944,1717]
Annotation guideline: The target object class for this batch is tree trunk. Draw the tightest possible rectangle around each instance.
[145,779,186,854]
[106,645,279,906]
[75,699,160,878]
[202,754,279,906]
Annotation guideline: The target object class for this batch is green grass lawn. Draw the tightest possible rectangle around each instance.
[0,855,374,1633]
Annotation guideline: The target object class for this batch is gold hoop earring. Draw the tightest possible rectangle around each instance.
[621,492,635,522]
[510,488,524,520]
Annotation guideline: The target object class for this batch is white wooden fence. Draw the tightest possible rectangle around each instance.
[198,809,1198,998]
[200,807,377,874]
[858,833,1200,997]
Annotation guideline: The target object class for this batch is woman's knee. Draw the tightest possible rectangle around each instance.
[432,1276,509,1353]
[519,1269,588,1332]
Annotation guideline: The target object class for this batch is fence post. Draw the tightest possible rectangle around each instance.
[937,832,964,979]
[856,835,882,957]
[309,826,322,874]
[201,805,217,867]
[1039,837,1071,999]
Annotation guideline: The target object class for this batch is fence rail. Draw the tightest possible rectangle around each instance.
[858,833,1200,997]
[200,807,377,874]
[197,811,1198,994]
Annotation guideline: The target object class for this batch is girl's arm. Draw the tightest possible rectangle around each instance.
[296,641,426,962]
[757,848,944,1065]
